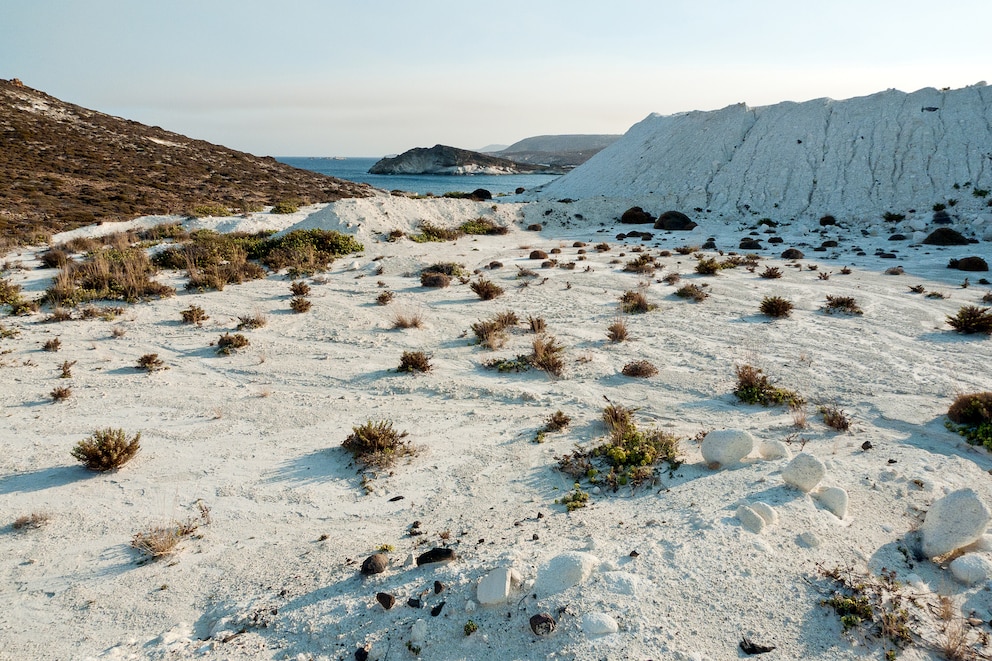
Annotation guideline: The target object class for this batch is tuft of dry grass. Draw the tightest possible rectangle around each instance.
[470,276,504,300]
[398,350,432,373]
[50,386,72,402]
[131,502,210,560]
[43,337,61,352]
[46,307,73,323]
[662,272,681,286]
[290,280,311,297]
[393,310,424,329]
[531,335,565,377]
[622,360,658,377]
[603,401,635,436]
[528,315,546,333]
[674,283,708,302]
[545,410,571,432]
[377,290,395,305]
[111,326,127,338]
[760,295,794,318]
[343,420,414,469]
[946,306,992,335]
[59,360,76,378]
[760,266,783,279]
[136,353,167,372]
[12,512,50,531]
[823,295,863,315]
[237,310,267,330]
[71,428,140,471]
[289,296,312,313]
[181,305,209,325]
[790,403,809,429]
[606,317,628,342]
[619,290,654,314]
[819,404,851,431]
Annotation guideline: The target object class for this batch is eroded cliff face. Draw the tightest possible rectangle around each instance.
[540,85,992,221]
[369,144,556,175]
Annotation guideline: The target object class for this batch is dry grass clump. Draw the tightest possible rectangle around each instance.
[946,306,992,335]
[50,386,72,402]
[131,502,210,560]
[393,310,424,329]
[46,248,175,306]
[136,353,166,372]
[760,295,794,318]
[619,290,655,314]
[823,295,864,315]
[411,222,464,243]
[531,334,566,377]
[181,305,209,325]
[217,332,250,354]
[420,271,451,288]
[622,360,658,377]
[472,312,520,349]
[623,254,657,274]
[398,350,432,373]
[819,404,851,431]
[377,290,395,305]
[607,317,629,342]
[237,311,267,330]
[493,310,520,328]
[460,217,509,235]
[694,256,722,275]
[534,409,572,442]
[43,337,61,352]
[59,360,76,378]
[662,272,682,286]
[290,280,311,297]
[734,363,802,407]
[46,307,73,323]
[760,266,783,279]
[71,428,141,471]
[528,315,546,333]
[674,283,708,302]
[343,420,414,469]
[470,276,504,300]
[290,296,312,313]
[12,512,50,531]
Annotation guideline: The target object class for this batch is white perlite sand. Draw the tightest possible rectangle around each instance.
[1,192,991,660]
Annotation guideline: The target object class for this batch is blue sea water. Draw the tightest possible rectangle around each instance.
[277,156,560,197]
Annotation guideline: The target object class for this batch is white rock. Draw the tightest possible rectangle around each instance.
[950,554,992,585]
[509,568,523,587]
[817,486,849,519]
[736,505,766,534]
[477,567,512,605]
[921,489,992,558]
[581,612,619,636]
[701,429,755,468]
[798,531,821,548]
[782,453,826,492]
[534,552,600,595]
[758,439,791,460]
[750,502,778,526]
[599,571,639,596]
[465,600,477,613]
[410,619,427,643]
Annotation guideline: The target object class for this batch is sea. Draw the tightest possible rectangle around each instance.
[277,157,561,197]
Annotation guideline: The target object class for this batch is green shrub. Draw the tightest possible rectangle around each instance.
[343,420,414,468]
[71,428,141,471]
[734,363,802,407]
[946,306,992,335]
[410,222,464,243]
[188,203,231,218]
[460,218,508,235]
[270,200,300,214]
[259,229,363,274]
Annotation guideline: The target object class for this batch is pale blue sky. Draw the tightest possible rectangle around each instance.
[2,0,989,156]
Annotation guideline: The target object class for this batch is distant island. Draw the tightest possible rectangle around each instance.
[368,144,560,175]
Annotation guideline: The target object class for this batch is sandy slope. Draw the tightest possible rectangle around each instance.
[1,195,992,660]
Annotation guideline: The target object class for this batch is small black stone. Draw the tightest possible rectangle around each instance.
[408,597,423,608]
[388,495,404,502]
[434,580,445,594]
[376,592,396,609]
[416,547,457,566]
[431,602,445,617]
[530,613,557,636]
[861,441,873,451]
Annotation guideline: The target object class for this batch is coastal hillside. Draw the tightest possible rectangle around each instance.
[368,144,555,175]
[0,79,373,243]
[539,85,992,221]
[496,133,620,168]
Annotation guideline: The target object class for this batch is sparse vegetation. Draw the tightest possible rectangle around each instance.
[662,272,681,286]
[237,311,267,329]
[217,332,250,354]
[946,305,992,335]
[289,296,312,313]
[181,305,209,325]
[420,271,451,288]
[820,404,851,431]
[946,392,992,449]
[534,410,572,442]
[393,311,424,329]
[410,222,464,243]
[290,280,311,297]
[59,360,76,378]
[136,353,166,372]
[71,428,141,471]
[823,295,863,315]
[734,363,802,407]
[619,290,654,313]
[460,218,508,235]
[694,256,721,275]
[531,335,566,377]
[270,200,300,214]
[470,276,504,300]
[606,317,628,342]
[760,266,783,279]
[131,501,210,560]
[674,283,708,302]
[528,315,546,333]
[622,360,658,377]
[12,512,50,530]
[50,385,72,402]
[760,296,794,318]
[623,253,657,274]
[398,350,432,373]
[342,420,414,469]
[45,248,175,306]
[43,337,61,352]
[377,290,395,305]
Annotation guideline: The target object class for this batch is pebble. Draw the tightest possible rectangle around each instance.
[530,613,557,636]
[782,453,826,492]
[361,554,388,576]
[749,502,778,526]
[375,592,396,610]
[798,531,821,548]
[581,612,619,636]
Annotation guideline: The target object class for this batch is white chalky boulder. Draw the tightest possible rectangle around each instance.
[750,502,778,526]
[534,552,600,595]
[758,439,791,460]
[701,429,755,468]
[950,554,992,585]
[817,486,849,519]
[736,505,766,534]
[782,453,826,492]
[581,612,619,636]
[921,489,991,559]
[477,567,513,605]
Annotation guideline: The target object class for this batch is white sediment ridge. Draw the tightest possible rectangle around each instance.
[2,85,992,660]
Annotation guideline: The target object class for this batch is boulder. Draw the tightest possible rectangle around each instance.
[477,567,513,605]
[782,453,826,492]
[701,429,755,468]
[581,612,619,635]
[921,489,991,558]
[781,248,804,260]
[758,439,791,460]
[923,227,970,245]
[361,553,389,575]
[620,206,655,224]
[950,554,992,585]
[739,238,763,250]
[736,505,766,533]
[529,250,548,259]
[948,256,989,272]
[654,210,696,231]
[416,547,457,566]
[817,486,849,519]
[469,188,492,201]
[534,552,599,595]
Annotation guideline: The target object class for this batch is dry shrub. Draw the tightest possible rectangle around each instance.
[620,290,654,313]
[948,392,992,426]
[528,315,546,333]
[823,295,863,315]
[217,332,249,354]
[734,363,802,407]
[111,326,127,338]
[43,338,61,352]
[819,404,851,431]
[393,311,424,329]
[398,350,432,373]
[472,312,519,349]
[791,403,809,429]
[290,296,312,313]
[181,305,209,325]
[59,360,76,378]
[624,254,657,274]
[694,257,721,275]
[46,248,175,306]
[662,272,681,286]
[531,335,565,377]
[12,512,50,530]
[46,307,73,323]
[343,420,414,468]
[470,276,504,300]
[946,306,992,335]
[131,502,210,560]
[760,296,794,318]
[290,280,311,297]
[545,410,571,432]
[420,272,451,288]
[493,310,520,328]
[909,284,926,294]
[595,242,611,252]
[460,217,508,235]
[377,290,395,305]
[674,245,698,255]
[71,428,141,471]
[607,317,628,342]
[622,360,658,377]
[760,266,783,279]
[411,222,464,243]
[237,311,267,330]
[674,284,708,302]
[136,353,166,372]
[50,386,72,402]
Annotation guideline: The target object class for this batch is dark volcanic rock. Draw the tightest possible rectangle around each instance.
[416,548,457,566]
[654,210,697,231]
[781,248,804,260]
[620,206,655,224]
[739,238,763,250]
[469,188,492,201]
[949,256,989,271]
[889,234,908,241]
[361,553,389,576]
[923,227,970,245]
[933,210,953,224]
[529,250,549,259]
[819,215,837,226]
[530,613,557,636]
[376,592,396,609]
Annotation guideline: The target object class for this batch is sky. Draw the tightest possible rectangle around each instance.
[2,0,990,157]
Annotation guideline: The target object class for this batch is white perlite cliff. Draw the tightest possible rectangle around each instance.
[539,84,992,221]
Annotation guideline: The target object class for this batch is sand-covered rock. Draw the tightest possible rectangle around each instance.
[581,612,619,635]
[477,567,513,605]
[782,453,826,492]
[736,505,766,533]
[950,554,992,585]
[701,429,755,468]
[534,552,600,595]
[817,486,849,519]
[921,489,992,559]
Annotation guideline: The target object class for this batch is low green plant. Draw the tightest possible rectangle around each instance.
[188,203,231,218]
[558,483,590,511]
[270,200,300,214]
[464,620,479,636]
[71,428,141,471]
[460,218,508,235]
[946,392,992,449]
[734,363,802,407]
[343,420,414,468]
[410,222,464,243]
[946,305,992,335]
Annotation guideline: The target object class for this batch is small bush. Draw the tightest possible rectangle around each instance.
[259,228,363,274]
[50,386,72,402]
[12,512,50,530]
[946,392,992,448]
[217,333,249,354]
[622,360,658,377]
[544,410,571,433]
[662,272,681,286]
[624,254,657,274]
[594,242,611,252]
[460,218,508,235]
[290,296,312,313]
[46,307,73,323]
[343,420,413,468]
[493,310,519,328]
[398,350,432,373]
[136,353,166,372]
[823,295,863,315]
[760,296,794,318]
[760,266,783,279]
[71,428,141,471]
[59,360,76,378]
[132,502,210,559]
[393,311,424,329]
[619,290,654,314]
[377,291,395,305]
[695,257,721,275]
[946,306,992,335]
[189,203,231,218]
[237,311,267,330]
[531,335,565,377]
[674,284,708,302]
[607,317,628,342]
[43,338,61,352]
[528,315,546,333]
[181,305,209,325]
[470,277,504,300]
[819,404,850,431]
[411,222,464,243]
[290,280,311,297]
[271,200,300,214]
[734,363,802,407]
[420,272,451,288]
[983,292,992,304]
[883,212,906,222]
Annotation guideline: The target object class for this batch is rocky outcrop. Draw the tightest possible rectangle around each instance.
[369,145,558,175]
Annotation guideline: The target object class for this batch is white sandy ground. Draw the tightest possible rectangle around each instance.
[1,193,991,660]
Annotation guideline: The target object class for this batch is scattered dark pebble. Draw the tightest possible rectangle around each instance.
[376,592,396,610]
[532,533,540,541]
[861,441,873,451]
[530,613,557,636]
[355,645,370,661]
[416,548,457,566]
[431,602,445,617]
[888,459,897,464]
[408,597,423,609]
[740,637,776,654]
[388,495,404,502]
[434,580,445,594]
[629,550,640,558]
[361,553,388,576]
